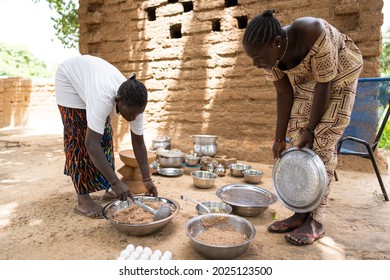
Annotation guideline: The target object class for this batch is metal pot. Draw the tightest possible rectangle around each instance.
[191,135,218,157]
[151,136,171,150]
[157,155,183,167]
[156,149,184,168]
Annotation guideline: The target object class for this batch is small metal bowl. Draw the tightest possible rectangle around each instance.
[216,184,277,217]
[229,163,252,177]
[185,155,201,166]
[242,169,263,184]
[102,196,180,236]
[196,201,233,215]
[185,213,256,259]
[191,171,218,189]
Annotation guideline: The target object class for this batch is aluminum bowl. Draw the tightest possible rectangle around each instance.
[102,196,180,236]
[185,155,201,166]
[185,213,256,259]
[216,184,277,217]
[229,163,252,177]
[191,171,218,189]
[242,169,263,184]
[196,201,233,215]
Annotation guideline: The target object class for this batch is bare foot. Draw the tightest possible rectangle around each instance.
[284,215,325,245]
[75,194,103,218]
[268,212,309,233]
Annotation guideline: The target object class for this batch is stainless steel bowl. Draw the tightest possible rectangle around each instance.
[102,196,180,236]
[229,163,252,177]
[216,184,277,217]
[242,169,263,184]
[196,201,233,215]
[157,155,183,167]
[191,171,218,189]
[151,136,171,150]
[185,213,256,259]
[185,155,201,166]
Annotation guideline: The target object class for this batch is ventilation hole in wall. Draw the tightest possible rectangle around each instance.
[224,0,238,8]
[236,16,248,29]
[168,0,178,3]
[145,7,156,21]
[182,1,193,12]
[170,24,182,39]
[212,19,221,32]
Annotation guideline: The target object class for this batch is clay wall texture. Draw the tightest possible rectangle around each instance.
[77,0,385,164]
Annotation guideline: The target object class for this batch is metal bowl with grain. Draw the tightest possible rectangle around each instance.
[185,213,256,259]
[102,196,180,236]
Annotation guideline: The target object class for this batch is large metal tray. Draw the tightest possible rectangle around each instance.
[216,184,277,207]
[272,147,328,213]
[158,167,183,177]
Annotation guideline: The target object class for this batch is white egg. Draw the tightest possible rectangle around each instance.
[119,250,130,259]
[135,246,144,255]
[162,251,172,259]
[143,247,153,256]
[125,244,135,253]
[139,253,150,260]
[116,256,126,260]
[126,256,136,260]
[160,255,171,260]
[153,250,162,258]
[149,254,160,260]
[130,251,140,260]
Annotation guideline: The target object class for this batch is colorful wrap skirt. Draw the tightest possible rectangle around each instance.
[58,105,114,194]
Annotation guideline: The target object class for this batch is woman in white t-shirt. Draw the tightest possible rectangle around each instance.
[55,55,157,218]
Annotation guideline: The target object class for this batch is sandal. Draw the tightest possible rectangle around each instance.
[268,221,301,233]
[284,229,325,246]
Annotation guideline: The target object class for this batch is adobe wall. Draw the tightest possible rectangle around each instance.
[78,0,385,168]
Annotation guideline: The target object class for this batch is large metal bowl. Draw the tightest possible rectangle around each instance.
[102,196,180,236]
[216,184,277,216]
[185,213,256,259]
[191,171,218,189]
[229,163,252,177]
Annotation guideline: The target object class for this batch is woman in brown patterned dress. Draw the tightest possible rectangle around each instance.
[243,10,363,245]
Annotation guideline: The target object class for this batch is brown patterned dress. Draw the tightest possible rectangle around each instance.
[264,20,363,222]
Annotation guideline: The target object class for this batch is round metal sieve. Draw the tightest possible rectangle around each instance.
[272,147,328,213]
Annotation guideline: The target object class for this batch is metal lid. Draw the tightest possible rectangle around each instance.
[272,147,328,213]
[216,184,277,207]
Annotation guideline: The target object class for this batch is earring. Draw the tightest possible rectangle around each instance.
[278,45,281,48]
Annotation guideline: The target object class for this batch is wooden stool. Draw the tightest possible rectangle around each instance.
[118,149,156,194]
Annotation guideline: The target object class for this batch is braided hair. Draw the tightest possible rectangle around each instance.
[117,73,148,107]
[243,10,283,48]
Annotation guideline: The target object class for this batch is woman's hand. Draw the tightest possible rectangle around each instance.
[144,180,158,197]
[273,140,287,160]
[111,180,134,201]
[297,129,314,149]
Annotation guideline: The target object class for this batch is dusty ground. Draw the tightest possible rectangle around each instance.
[1,127,390,260]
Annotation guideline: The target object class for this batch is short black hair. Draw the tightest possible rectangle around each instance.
[243,10,283,47]
[117,73,148,107]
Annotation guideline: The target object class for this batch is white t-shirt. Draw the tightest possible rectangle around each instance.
[55,55,144,135]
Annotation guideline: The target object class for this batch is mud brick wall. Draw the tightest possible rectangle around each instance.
[0,77,60,132]
[78,0,385,166]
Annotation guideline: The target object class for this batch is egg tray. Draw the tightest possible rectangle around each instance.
[115,243,173,260]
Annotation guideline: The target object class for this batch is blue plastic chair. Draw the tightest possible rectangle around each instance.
[336,77,390,201]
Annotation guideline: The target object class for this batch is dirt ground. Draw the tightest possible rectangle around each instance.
[1,127,390,260]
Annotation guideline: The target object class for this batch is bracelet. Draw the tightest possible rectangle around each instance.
[142,177,152,182]
[274,138,286,142]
